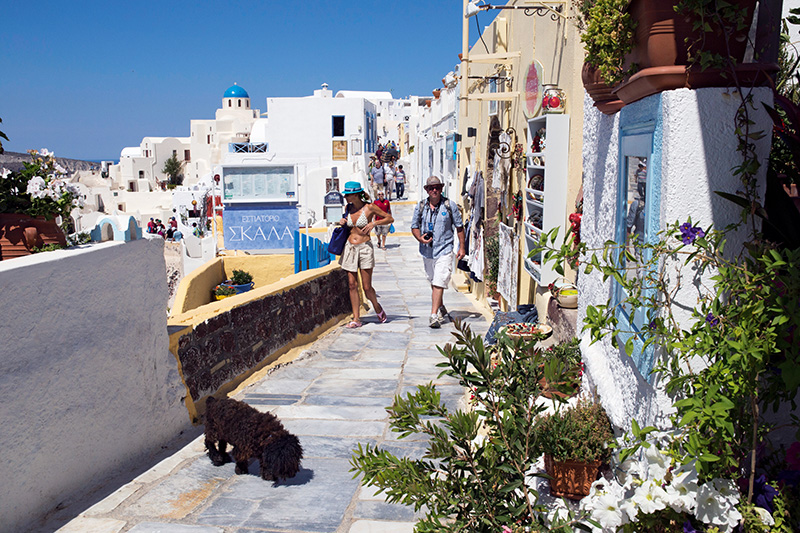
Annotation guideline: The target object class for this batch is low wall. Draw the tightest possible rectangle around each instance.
[168,263,351,423]
[171,254,295,315]
[0,239,191,533]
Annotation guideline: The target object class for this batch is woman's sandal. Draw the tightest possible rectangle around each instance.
[345,321,362,329]
[377,309,388,323]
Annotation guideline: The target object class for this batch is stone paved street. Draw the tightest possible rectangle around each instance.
[55,202,490,533]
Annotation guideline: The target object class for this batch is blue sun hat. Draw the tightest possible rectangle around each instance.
[342,181,364,195]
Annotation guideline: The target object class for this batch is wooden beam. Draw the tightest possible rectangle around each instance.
[465,92,520,101]
[466,51,521,63]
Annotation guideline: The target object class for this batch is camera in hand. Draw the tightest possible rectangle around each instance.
[423,231,433,240]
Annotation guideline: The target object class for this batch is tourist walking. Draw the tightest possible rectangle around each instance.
[411,176,465,328]
[338,181,393,328]
[369,159,385,199]
[395,164,406,199]
[373,191,391,249]
[384,162,395,201]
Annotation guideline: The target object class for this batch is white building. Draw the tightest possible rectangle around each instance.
[415,67,460,199]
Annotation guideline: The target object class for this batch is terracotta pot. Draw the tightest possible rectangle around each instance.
[581,62,625,115]
[629,0,756,71]
[0,214,67,260]
[614,0,776,104]
[544,454,601,499]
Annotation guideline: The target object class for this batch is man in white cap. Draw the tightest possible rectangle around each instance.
[411,176,466,328]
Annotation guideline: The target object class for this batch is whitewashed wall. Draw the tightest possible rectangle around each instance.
[579,87,773,430]
[0,239,191,533]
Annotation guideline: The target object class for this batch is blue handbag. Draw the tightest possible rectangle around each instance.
[389,224,395,234]
[327,206,350,255]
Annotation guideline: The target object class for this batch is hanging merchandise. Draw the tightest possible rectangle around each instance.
[497,223,519,306]
[511,192,522,222]
[542,84,566,114]
[492,130,512,189]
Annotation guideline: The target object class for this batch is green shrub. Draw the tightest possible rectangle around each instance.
[230,269,253,285]
[533,399,614,463]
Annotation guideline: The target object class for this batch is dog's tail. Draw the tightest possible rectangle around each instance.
[261,433,303,482]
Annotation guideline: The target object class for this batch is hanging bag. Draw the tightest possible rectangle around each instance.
[327,206,351,256]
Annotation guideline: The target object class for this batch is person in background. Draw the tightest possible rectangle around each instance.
[337,181,393,328]
[411,176,465,328]
[192,222,203,237]
[147,217,155,233]
[370,158,385,199]
[395,164,406,199]
[373,190,391,249]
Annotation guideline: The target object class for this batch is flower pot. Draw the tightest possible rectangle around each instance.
[613,0,776,105]
[581,62,624,115]
[0,214,67,260]
[544,454,601,499]
[222,281,254,294]
[214,293,234,301]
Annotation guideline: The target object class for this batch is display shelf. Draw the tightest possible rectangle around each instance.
[523,114,570,286]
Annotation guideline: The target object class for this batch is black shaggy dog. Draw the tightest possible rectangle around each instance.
[204,397,303,482]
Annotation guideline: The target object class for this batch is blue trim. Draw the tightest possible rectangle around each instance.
[224,84,249,98]
[614,93,664,382]
[293,230,333,273]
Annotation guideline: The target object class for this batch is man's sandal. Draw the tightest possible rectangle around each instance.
[377,309,388,323]
[345,321,362,328]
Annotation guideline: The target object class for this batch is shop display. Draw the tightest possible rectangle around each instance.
[524,114,570,285]
[542,84,566,114]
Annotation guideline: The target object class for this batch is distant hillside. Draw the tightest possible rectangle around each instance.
[0,151,100,175]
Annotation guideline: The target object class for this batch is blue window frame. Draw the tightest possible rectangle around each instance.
[614,116,661,380]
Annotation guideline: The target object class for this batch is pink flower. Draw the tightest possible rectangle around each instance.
[501,527,513,533]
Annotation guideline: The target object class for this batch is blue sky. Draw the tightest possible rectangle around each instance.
[1,1,490,160]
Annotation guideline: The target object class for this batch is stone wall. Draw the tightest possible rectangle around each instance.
[172,265,350,422]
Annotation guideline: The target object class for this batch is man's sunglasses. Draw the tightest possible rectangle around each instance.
[426,185,443,191]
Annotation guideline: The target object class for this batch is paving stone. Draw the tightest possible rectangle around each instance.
[302,395,393,408]
[83,482,142,516]
[248,378,313,395]
[127,523,223,533]
[323,368,401,380]
[272,404,388,421]
[242,393,302,406]
[300,436,377,459]
[266,366,326,380]
[355,500,417,521]
[57,516,127,532]
[348,520,416,533]
[122,459,227,519]
[282,419,385,438]
[305,378,399,397]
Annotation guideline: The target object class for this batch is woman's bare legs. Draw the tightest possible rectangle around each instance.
[359,268,383,315]
[347,271,362,324]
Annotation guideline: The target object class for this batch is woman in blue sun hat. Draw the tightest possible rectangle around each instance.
[337,181,394,328]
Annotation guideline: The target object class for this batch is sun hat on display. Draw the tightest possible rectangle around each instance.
[425,176,443,189]
[342,181,364,195]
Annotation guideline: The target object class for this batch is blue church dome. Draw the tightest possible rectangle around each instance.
[224,84,249,98]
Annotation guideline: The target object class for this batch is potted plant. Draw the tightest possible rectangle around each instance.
[213,284,237,300]
[222,269,254,294]
[538,337,582,399]
[614,0,770,105]
[574,0,636,113]
[0,149,84,260]
[533,399,614,499]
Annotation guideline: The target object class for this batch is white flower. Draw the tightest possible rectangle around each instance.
[753,506,775,526]
[695,482,741,531]
[644,445,671,481]
[616,456,644,488]
[712,478,740,506]
[664,465,698,513]
[26,176,47,198]
[619,496,639,523]
[1,168,10,179]
[631,478,668,515]
[39,148,52,157]
[590,491,627,529]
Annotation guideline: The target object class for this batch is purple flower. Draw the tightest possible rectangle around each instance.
[683,520,698,533]
[705,313,719,327]
[679,222,705,245]
[753,474,778,513]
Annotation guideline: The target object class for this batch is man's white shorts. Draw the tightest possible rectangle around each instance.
[423,252,453,288]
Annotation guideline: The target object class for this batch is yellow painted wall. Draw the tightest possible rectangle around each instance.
[458,1,585,320]
[170,254,294,316]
